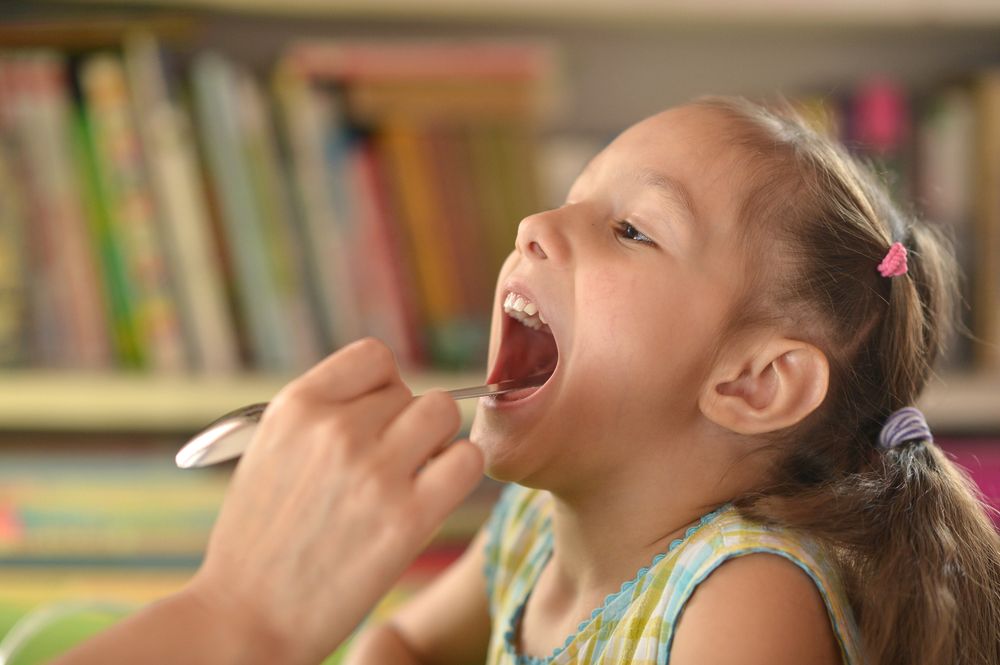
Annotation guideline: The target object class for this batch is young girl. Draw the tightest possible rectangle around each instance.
[345,96,1000,665]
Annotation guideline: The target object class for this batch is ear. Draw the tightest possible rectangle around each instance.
[698,338,829,435]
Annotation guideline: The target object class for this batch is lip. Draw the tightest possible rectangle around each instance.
[483,278,562,409]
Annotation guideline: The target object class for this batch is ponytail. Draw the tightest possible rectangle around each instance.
[696,96,1000,665]
[862,442,1000,663]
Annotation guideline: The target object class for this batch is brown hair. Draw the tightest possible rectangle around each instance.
[695,96,1000,665]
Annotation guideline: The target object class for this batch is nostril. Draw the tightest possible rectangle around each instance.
[529,241,547,259]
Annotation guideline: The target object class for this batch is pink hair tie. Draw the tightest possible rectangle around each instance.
[878,242,908,278]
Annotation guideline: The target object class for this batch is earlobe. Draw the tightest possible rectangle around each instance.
[699,340,829,435]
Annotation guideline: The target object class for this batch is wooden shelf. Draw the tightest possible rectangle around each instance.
[55,0,1000,27]
[0,370,483,433]
[0,370,994,434]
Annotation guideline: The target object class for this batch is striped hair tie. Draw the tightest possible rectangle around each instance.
[878,406,933,450]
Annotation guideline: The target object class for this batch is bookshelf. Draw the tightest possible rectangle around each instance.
[1,5,1000,662]
[0,370,484,432]
[0,371,993,434]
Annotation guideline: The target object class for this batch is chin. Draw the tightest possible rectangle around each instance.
[471,409,584,490]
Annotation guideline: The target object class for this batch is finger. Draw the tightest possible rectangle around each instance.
[411,440,484,532]
[325,380,414,442]
[293,338,401,403]
[379,390,462,472]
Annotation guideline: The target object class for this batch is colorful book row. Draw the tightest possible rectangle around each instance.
[0,36,555,374]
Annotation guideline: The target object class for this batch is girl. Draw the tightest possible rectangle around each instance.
[346,96,1000,664]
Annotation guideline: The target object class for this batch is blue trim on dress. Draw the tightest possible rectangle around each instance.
[657,546,859,665]
[502,504,729,665]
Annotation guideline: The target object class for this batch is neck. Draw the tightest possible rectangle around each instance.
[542,426,757,599]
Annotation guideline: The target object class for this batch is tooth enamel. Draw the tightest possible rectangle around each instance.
[502,291,552,334]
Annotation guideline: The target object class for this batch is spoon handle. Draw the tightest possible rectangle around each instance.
[175,373,548,469]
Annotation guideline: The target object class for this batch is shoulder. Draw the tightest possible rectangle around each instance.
[669,552,842,665]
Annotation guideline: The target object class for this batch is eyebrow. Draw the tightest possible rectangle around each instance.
[636,168,697,222]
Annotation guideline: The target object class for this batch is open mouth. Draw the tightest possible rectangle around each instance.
[486,291,559,402]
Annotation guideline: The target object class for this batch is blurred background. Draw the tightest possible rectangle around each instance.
[0,0,999,662]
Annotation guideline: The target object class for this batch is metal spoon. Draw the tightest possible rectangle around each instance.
[174,373,548,469]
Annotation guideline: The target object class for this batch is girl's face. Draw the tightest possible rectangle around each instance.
[470,106,750,490]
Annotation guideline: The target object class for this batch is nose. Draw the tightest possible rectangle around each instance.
[515,208,569,264]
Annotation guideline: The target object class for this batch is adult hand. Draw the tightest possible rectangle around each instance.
[54,338,484,665]
[192,338,485,663]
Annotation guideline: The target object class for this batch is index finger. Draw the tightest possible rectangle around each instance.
[294,338,402,403]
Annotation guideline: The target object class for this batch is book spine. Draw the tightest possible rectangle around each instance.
[123,33,241,375]
[73,95,142,368]
[275,67,365,348]
[348,139,425,366]
[974,71,1000,372]
[5,52,115,369]
[915,85,977,369]
[190,53,296,372]
[0,61,29,368]
[377,116,464,365]
[233,65,322,369]
[33,53,114,370]
[79,53,187,373]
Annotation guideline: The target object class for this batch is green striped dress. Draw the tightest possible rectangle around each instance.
[483,484,864,664]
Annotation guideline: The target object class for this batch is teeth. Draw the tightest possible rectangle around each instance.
[502,290,549,331]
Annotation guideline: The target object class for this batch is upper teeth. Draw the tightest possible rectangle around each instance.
[504,291,548,330]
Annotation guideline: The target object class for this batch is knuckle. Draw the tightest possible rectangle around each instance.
[263,382,310,423]
[317,411,357,447]
[355,337,394,366]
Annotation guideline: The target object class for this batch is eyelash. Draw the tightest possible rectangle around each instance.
[615,220,655,246]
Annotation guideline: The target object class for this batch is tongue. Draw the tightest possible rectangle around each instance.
[497,384,545,402]
[504,326,558,381]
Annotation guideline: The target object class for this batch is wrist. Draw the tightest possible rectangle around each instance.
[176,578,296,665]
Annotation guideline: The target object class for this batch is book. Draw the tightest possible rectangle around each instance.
[0,52,113,370]
[78,52,187,372]
[283,39,554,83]
[191,53,316,373]
[973,70,1000,372]
[233,64,323,368]
[347,139,425,366]
[272,60,365,352]
[282,41,551,367]
[123,33,241,374]
[915,84,977,368]
[0,110,27,368]
[376,117,467,365]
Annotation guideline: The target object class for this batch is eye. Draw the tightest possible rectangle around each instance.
[615,220,655,246]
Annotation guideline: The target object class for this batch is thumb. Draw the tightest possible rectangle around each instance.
[412,440,484,536]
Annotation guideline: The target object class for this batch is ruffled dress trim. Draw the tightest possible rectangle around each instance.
[501,504,728,664]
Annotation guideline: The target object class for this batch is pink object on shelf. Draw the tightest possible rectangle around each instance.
[853,76,910,154]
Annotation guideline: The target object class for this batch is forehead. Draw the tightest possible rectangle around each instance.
[603,106,731,182]
[579,106,745,235]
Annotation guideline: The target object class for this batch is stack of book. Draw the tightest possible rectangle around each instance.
[0,35,555,375]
